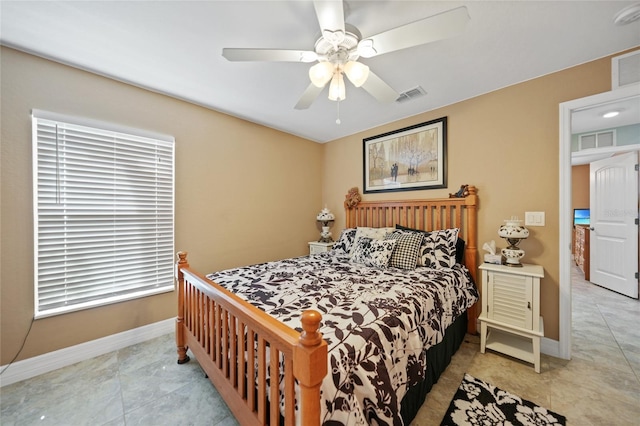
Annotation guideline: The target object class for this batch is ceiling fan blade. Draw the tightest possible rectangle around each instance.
[360,71,398,103]
[223,48,317,63]
[313,0,345,44]
[358,6,470,58]
[294,83,325,110]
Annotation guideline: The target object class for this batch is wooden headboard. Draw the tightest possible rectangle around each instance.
[345,185,479,334]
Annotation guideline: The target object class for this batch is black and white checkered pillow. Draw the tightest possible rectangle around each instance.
[384,230,424,270]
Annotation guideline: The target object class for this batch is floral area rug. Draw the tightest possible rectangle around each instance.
[440,373,566,425]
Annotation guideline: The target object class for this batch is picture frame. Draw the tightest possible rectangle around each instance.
[363,117,447,194]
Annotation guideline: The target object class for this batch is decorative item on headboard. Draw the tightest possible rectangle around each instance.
[449,184,470,198]
[344,187,362,209]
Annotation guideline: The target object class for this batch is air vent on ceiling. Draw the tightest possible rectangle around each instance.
[612,50,640,89]
[396,86,427,103]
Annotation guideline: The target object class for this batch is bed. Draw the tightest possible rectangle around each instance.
[175,186,479,425]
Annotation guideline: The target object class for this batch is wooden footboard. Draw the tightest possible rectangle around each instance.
[175,252,327,426]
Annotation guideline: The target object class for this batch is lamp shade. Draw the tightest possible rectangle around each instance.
[498,219,529,240]
[316,207,335,222]
[328,73,346,101]
[343,61,370,87]
[309,62,334,88]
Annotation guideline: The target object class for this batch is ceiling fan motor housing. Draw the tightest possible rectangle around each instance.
[314,27,361,65]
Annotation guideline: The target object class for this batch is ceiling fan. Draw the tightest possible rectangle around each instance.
[222,1,470,110]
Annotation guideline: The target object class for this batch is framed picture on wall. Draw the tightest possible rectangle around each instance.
[363,117,447,194]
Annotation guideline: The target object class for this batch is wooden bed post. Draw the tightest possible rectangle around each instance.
[175,251,191,364]
[464,185,479,335]
[294,310,327,426]
[464,185,478,279]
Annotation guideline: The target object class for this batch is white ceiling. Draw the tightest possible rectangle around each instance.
[1,1,639,143]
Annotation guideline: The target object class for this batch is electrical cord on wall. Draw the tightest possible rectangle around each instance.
[0,317,35,376]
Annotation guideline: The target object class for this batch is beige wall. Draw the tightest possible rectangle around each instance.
[323,54,620,341]
[572,165,590,212]
[0,47,323,364]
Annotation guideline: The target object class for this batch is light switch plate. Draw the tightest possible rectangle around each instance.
[525,211,545,226]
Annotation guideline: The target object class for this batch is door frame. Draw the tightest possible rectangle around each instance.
[558,82,640,360]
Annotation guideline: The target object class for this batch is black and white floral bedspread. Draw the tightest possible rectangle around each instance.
[206,252,478,426]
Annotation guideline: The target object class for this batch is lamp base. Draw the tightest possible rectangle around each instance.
[501,247,525,267]
[319,226,333,243]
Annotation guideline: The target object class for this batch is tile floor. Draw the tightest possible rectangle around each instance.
[415,265,640,425]
[1,264,638,425]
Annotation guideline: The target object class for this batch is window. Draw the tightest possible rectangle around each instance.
[32,110,175,318]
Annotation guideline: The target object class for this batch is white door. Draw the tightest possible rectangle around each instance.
[589,151,639,298]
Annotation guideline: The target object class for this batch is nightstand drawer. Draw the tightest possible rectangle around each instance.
[488,271,533,329]
[308,241,334,254]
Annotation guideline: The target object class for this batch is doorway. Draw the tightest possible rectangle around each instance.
[559,82,640,360]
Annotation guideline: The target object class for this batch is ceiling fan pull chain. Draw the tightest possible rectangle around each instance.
[336,100,341,125]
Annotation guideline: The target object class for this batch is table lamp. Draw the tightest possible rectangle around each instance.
[316,207,335,243]
[498,217,529,267]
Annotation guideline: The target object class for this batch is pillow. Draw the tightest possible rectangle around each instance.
[395,224,460,268]
[383,230,424,270]
[332,228,356,254]
[455,237,466,265]
[350,237,396,268]
[420,228,460,269]
[349,226,395,256]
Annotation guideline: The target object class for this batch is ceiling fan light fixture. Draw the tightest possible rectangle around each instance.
[328,72,346,101]
[224,4,472,110]
[343,61,370,87]
[309,62,335,87]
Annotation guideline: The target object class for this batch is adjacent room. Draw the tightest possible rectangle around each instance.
[1,1,639,425]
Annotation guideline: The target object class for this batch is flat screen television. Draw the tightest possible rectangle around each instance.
[574,208,590,226]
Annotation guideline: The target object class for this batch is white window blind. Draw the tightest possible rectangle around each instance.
[32,110,175,318]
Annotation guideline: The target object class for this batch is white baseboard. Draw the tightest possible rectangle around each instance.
[0,318,175,387]
[541,337,563,359]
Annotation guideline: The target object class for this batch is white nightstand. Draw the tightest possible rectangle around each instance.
[308,241,334,255]
[479,263,544,373]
